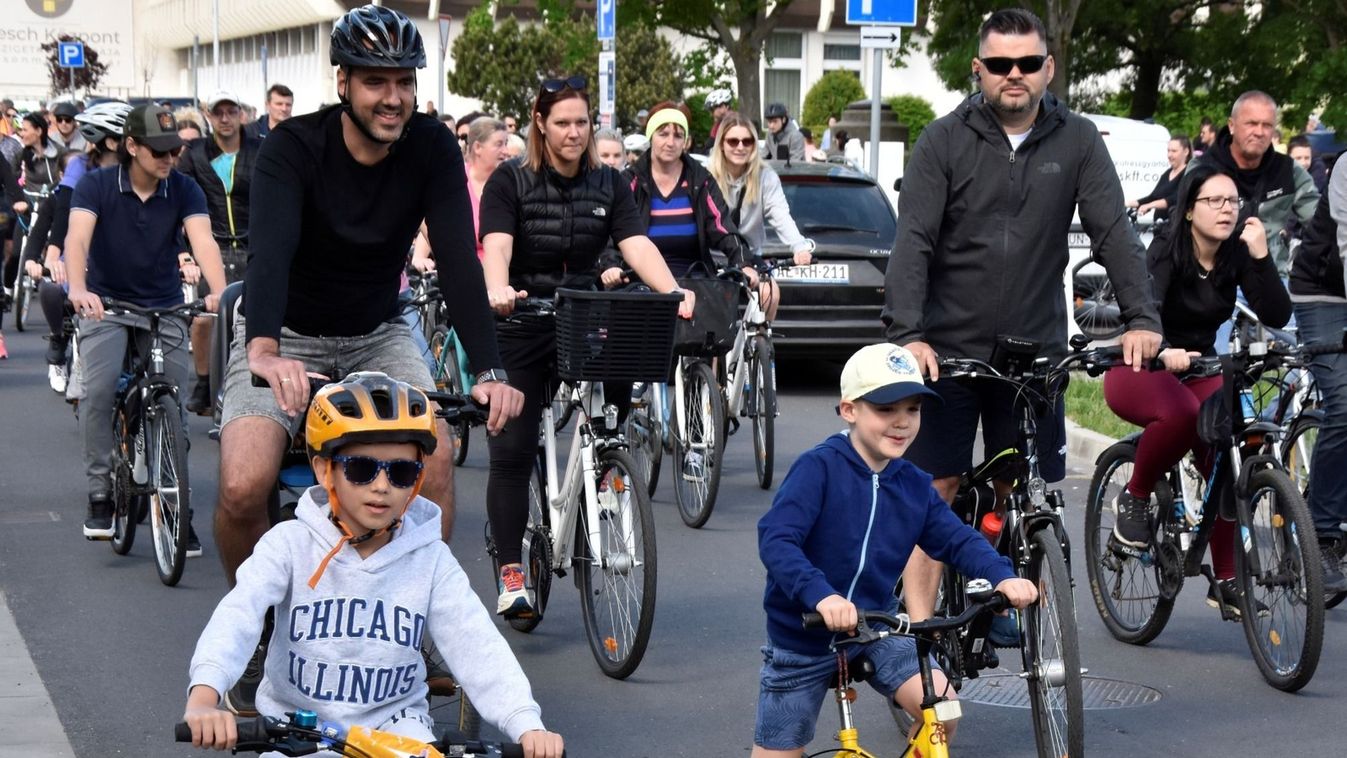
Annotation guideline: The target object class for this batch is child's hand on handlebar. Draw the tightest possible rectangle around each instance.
[994,578,1039,609]
[520,729,566,758]
[814,593,859,633]
[182,685,237,750]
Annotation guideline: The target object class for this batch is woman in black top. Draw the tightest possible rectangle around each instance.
[1127,134,1192,222]
[1105,163,1291,610]
[479,76,692,618]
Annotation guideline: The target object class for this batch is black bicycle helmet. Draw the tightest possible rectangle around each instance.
[764,102,788,120]
[330,4,426,69]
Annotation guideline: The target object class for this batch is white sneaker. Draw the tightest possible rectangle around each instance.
[48,364,68,394]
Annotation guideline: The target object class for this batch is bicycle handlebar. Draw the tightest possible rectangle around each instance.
[99,297,211,319]
[172,715,544,757]
[937,345,1163,381]
[802,593,1012,643]
[424,390,490,427]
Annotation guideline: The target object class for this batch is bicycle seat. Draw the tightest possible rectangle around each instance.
[827,655,875,688]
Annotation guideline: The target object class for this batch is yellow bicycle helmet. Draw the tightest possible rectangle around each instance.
[306,372,438,458]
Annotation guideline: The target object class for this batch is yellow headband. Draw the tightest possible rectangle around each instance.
[645,108,688,140]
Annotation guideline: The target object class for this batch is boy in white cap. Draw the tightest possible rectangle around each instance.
[752,343,1038,757]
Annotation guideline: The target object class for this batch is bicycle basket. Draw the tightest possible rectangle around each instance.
[673,276,742,356]
[554,288,682,382]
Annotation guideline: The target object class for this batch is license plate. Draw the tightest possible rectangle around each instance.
[777,263,850,283]
[1068,232,1091,249]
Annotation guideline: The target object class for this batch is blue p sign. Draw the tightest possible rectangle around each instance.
[58,41,85,68]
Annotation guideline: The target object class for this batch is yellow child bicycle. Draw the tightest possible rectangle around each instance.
[801,580,1010,758]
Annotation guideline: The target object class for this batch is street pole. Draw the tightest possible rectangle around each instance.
[869,48,882,179]
[261,43,268,98]
[212,0,221,90]
[192,35,200,106]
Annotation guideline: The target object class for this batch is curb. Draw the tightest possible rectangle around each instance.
[1065,418,1118,470]
[0,589,75,757]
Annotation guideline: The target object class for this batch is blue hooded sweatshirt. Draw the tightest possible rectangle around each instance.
[758,432,1017,655]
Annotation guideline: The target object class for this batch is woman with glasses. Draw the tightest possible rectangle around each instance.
[706,111,813,321]
[478,75,693,618]
[1104,164,1290,611]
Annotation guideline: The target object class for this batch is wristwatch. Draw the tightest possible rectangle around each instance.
[475,368,510,385]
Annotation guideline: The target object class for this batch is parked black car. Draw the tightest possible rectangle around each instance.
[761,160,896,359]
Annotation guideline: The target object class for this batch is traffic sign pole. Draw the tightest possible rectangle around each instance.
[844,0,916,179]
[870,51,881,179]
[597,0,616,128]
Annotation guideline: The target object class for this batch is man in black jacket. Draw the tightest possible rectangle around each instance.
[176,89,262,414]
[882,8,1163,622]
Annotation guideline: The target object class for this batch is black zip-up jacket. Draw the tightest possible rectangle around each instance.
[883,93,1161,361]
[176,133,262,246]
[614,152,749,273]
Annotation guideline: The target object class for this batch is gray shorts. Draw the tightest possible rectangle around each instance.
[221,306,436,435]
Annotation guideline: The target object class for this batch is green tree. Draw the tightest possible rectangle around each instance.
[886,94,937,145]
[801,71,866,138]
[41,35,109,96]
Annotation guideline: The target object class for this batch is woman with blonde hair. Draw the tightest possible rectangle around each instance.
[707,111,813,319]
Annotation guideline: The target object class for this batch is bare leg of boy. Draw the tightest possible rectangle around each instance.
[895,669,959,742]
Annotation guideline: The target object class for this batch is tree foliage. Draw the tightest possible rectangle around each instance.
[41,35,108,96]
[886,94,937,145]
[801,71,866,138]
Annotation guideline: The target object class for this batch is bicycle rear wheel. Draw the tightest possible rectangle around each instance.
[576,449,656,679]
[1071,257,1126,341]
[625,385,663,499]
[13,268,32,332]
[110,411,137,555]
[430,327,471,466]
[749,336,775,490]
[508,458,552,634]
[1234,468,1323,692]
[1022,530,1084,758]
[1084,442,1175,644]
[672,361,724,528]
[1281,414,1318,498]
[148,393,190,586]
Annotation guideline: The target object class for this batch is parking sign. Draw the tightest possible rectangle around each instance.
[845,0,918,26]
[597,0,615,41]
[58,40,85,68]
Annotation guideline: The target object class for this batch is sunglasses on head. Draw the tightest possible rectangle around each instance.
[722,137,754,149]
[541,75,588,94]
[333,455,424,489]
[978,55,1047,76]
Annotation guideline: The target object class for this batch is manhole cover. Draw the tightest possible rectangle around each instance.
[959,674,1162,710]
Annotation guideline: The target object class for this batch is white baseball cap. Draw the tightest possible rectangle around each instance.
[205,90,241,110]
[840,343,940,404]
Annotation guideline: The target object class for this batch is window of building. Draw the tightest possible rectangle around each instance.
[824,43,862,61]
[765,32,803,61]
[764,69,802,121]
[303,24,317,54]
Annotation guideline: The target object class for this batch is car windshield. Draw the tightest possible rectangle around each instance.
[770,181,896,244]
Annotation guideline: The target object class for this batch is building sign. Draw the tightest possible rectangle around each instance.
[1,0,135,93]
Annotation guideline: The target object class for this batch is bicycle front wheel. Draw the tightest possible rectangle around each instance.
[13,269,31,332]
[148,393,190,586]
[625,385,663,499]
[507,458,552,634]
[576,449,656,679]
[1235,468,1324,692]
[749,336,775,490]
[1084,443,1175,644]
[1022,530,1085,758]
[672,361,724,528]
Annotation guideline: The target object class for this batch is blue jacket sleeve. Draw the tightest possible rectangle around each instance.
[916,488,1016,586]
[758,453,840,611]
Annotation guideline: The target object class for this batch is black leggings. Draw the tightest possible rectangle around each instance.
[39,281,71,364]
[485,317,630,566]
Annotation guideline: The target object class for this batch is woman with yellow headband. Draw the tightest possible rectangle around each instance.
[600,101,749,287]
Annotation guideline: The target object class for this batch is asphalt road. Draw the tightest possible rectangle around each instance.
[1,326,1344,756]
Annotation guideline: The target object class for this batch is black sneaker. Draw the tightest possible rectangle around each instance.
[83,496,114,539]
[1206,578,1269,619]
[224,642,266,717]
[186,522,203,558]
[1319,537,1347,594]
[186,375,212,416]
[1111,491,1153,549]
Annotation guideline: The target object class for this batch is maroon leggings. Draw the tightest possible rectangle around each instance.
[1103,367,1236,578]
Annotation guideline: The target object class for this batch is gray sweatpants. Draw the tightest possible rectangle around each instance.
[78,313,190,497]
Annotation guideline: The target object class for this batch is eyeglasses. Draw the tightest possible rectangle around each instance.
[722,137,754,149]
[333,455,424,488]
[55,115,75,123]
[148,145,184,159]
[978,55,1047,76]
[541,75,588,94]
[1194,195,1244,211]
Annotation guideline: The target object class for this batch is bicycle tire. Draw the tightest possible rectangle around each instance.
[671,361,724,528]
[576,448,656,679]
[750,336,775,490]
[1022,530,1085,758]
[444,336,471,467]
[625,386,663,499]
[429,327,472,466]
[1084,442,1175,645]
[110,411,137,555]
[1071,257,1126,341]
[13,268,31,332]
[148,393,190,586]
[552,382,575,433]
[1234,468,1324,692]
[507,458,552,634]
[1280,414,1318,499]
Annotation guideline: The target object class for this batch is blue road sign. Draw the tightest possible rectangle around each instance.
[58,40,85,68]
[597,0,615,41]
[846,0,918,26]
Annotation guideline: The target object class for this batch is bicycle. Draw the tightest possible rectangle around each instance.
[173,711,559,757]
[486,288,679,679]
[1084,338,1336,692]
[8,188,51,332]
[801,580,1014,758]
[95,297,210,586]
[1070,209,1152,342]
[407,271,475,466]
[899,337,1127,758]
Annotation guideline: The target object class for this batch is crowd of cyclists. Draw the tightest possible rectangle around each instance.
[2,2,1345,755]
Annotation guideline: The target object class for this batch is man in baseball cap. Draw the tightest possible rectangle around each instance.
[125,103,185,155]
[50,100,86,152]
[205,89,241,112]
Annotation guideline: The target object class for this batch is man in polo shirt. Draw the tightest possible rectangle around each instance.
[177,89,261,414]
[64,104,227,547]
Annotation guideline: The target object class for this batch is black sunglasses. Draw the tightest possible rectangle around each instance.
[978,55,1047,76]
[148,145,184,159]
[55,115,75,123]
[333,455,424,489]
[541,75,588,94]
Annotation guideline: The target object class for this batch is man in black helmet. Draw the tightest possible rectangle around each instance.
[762,102,804,162]
[215,4,524,594]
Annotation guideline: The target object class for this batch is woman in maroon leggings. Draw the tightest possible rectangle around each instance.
[1105,161,1291,614]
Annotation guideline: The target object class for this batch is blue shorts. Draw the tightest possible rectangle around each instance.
[754,636,926,751]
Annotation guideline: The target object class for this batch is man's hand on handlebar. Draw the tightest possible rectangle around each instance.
[472,380,524,436]
[182,685,237,750]
[68,288,104,321]
[904,341,941,382]
[520,729,566,758]
[1120,329,1163,372]
[994,577,1039,610]
[488,285,527,316]
[247,339,312,417]
[814,593,859,633]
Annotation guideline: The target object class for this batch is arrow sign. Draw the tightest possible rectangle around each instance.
[859,26,901,49]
